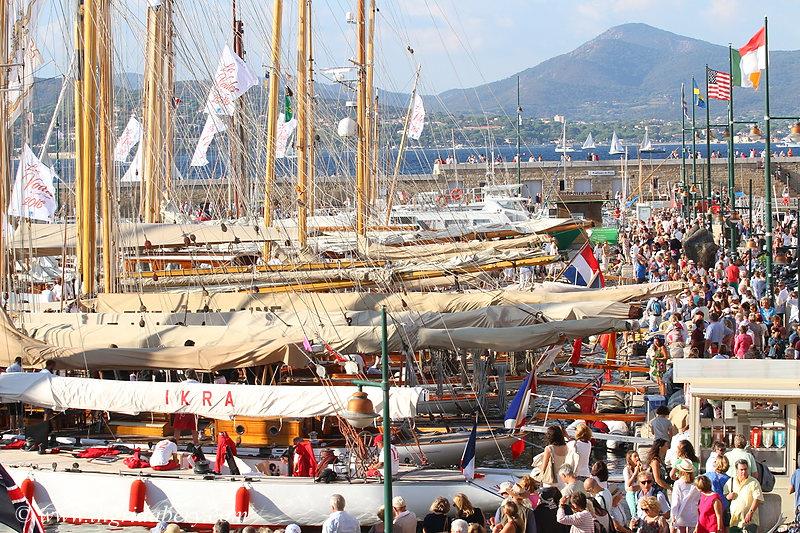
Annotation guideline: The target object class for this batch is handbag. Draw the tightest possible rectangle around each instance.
[540,445,558,485]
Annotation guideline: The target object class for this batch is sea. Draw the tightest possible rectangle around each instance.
[48,141,776,184]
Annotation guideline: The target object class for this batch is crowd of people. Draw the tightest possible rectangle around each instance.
[595,204,800,366]
[279,422,765,533]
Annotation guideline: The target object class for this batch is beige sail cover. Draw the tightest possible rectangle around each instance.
[3,307,630,369]
[94,281,684,314]
[0,308,307,370]
[10,222,295,254]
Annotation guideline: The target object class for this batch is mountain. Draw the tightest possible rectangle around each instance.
[437,23,800,120]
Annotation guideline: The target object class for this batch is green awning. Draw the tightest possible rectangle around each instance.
[588,227,619,245]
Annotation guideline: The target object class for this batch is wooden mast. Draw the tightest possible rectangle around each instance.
[230,0,247,217]
[295,0,308,248]
[355,0,367,236]
[384,67,420,224]
[141,1,164,223]
[262,0,283,259]
[306,0,315,217]
[75,0,98,296]
[97,0,115,293]
[0,0,9,294]
[162,0,175,202]
[364,0,375,209]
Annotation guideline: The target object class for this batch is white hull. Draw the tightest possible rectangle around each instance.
[8,464,508,528]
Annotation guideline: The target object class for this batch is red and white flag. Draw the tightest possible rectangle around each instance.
[113,116,143,162]
[707,69,731,101]
[407,95,426,140]
[8,144,57,222]
[190,114,228,167]
[204,45,259,116]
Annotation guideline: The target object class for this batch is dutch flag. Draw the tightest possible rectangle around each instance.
[562,243,605,288]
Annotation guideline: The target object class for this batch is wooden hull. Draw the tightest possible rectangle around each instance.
[6,463,507,529]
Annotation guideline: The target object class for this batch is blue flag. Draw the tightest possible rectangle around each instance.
[692,78,706,109]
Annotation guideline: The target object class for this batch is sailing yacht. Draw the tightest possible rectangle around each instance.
[581,133,596,150]
[554,117,575,153]
[638,126,664,154]
[609,131,625,155]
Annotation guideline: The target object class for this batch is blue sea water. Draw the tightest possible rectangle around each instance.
[46,141,773,184]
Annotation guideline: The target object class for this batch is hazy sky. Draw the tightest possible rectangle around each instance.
[32,0,800,96]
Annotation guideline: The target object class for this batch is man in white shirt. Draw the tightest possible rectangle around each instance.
[368,434,399,477]
[321,494,360,533]
[39,360,56,374]
[5,357,23,430]
[39,284,55,304]
[6,357,22,374]
[392,496,417,533]
[150,437,180,471]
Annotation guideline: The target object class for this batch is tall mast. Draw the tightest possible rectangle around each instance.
[355,0,367,236]
[75,0,98,296]
[141,1,165,223]
[0,0,9,294]
[384,67,420,224]
[262,0,283,259]
[162,0,175,202]
[364,0,375,208]
[306,0,315,217]
[516,76,521,185]
[295,0,308,247]
[97,0,115,293]
[230,0,247,217]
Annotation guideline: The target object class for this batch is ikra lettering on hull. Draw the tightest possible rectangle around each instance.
[164,388,236,409]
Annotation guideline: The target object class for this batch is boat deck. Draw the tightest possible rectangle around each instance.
[0,447,471,484]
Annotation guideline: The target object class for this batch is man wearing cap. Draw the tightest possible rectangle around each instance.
[391,496,417,533]
[367,434,399,478]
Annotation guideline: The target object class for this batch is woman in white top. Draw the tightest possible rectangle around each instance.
[622,450,642,519]
[568,423,593,479]
[539,425,570,488]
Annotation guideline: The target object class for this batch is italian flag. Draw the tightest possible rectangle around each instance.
[731,26,766,90]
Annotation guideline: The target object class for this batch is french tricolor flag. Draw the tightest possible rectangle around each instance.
[504,373,537,459]
[460,420,478,480]
[563,243,605,288]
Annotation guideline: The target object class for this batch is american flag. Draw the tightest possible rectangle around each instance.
[0,464,45,533]
[707,68,731,101]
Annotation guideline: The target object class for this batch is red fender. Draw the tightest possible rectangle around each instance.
[235,486,250,520]
[20,478,34,503]
[129,479,146,514]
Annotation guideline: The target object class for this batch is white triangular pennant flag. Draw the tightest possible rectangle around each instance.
[121,142,143,182]
[276,114,297,159]
[8,144,58,222]
[114,116,143,162]
[407,94,426,140]
[191,114,228,167]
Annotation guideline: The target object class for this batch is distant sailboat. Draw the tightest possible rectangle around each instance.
[581,133,595,150]
[554,116,575,153]
[639,126,665,154]
[609,131,625,155]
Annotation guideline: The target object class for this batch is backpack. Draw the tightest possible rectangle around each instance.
[593,495,617,533]
[650,300,663,316]
[593,519,609,533]
[756,459,776,492]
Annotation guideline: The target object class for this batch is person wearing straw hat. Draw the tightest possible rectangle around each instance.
[670,459,700,533]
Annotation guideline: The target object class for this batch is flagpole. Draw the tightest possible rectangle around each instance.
[705,65,712,229]
[681,84,688,218]
[763,15,774,299]
[727,45,736,255]
[691,77,698,223]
